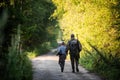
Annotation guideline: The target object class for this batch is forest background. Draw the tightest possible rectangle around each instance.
[0,0,120,80]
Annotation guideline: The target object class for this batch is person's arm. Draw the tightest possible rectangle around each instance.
[66,41,70,54]
[56,47,60,56]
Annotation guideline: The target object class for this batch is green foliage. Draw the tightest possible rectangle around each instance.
[1,0,58,80]
[26,41,54,58]
[27,51,37,59]
[52,0,120,80]
[21,0,57,50]
[1,0,58,51]
[52,0,120,54]
[35,42,52,56]
[0,9,9,80]
[80,53,95,70]
[80,43,120,80]
[26,40,58,57]
[6,27,32,80]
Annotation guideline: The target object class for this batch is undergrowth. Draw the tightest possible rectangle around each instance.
[80,44,120,80]
[6,27,32,80]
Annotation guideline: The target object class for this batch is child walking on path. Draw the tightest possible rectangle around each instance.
[57,42,67,72]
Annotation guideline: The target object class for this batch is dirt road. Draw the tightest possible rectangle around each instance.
[32,49,102,80]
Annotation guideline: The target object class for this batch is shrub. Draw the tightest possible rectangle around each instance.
[6,27,32,80]
[80,43,120,80]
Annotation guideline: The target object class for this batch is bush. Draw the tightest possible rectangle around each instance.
[80,53,95,70]
[6,27,32,80]
[80,44,120,80]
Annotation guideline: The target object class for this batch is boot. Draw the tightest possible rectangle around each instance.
[61,67,64,72]
[76,68,79,72]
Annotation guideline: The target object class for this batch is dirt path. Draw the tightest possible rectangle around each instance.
[32,49,102,80]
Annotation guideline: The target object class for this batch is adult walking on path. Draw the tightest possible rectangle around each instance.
[66,34,82,73]
[32,50,102,80]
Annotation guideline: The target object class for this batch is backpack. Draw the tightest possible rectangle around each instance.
[69,39,79,53]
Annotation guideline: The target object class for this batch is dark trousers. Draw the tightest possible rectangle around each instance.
[59,55,66,72]
[70,53,79,72]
